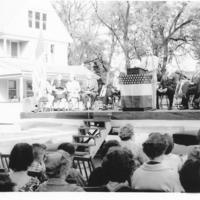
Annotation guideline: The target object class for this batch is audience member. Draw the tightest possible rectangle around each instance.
[37,150,83,192]
[9,143,40,191]
[180,146,200,192]
[0,170,15,191]
[162,133,183,171]
[57,142,86,186]
[131,132,184,192]
[101,147,135,192]
[28,143,47,183]
[87,140,121,187]
[119,124,148,165]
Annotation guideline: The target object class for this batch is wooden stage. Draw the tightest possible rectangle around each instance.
[21,109,200,120]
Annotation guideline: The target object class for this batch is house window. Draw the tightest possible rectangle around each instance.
[28,10,47,30]
[11,42,18,57]
[42,13,47,30]
[28,10,32,27]
[35,12,40,29]
[8,80,17,99]
[50,44,54,54]
[26,81,33,97]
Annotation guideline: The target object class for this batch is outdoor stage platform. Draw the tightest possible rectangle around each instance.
[21,109,200,120]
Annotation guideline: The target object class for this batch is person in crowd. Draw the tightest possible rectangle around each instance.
[119,124,148,165]
[57,142,86,186]
[0,170,15,191]
[179,146,200,192]
[66,75,81,109]
[37,150,84,192]
[197,129,200,144]
[28,143,47,183]
[9,143,40,191]
[100,147,135,192]
[179,62,200,109]
[162,133,183,171]
[81,75,98,110]
[131,132,184,192]
[87,140,121,187]
[157,72,178,110]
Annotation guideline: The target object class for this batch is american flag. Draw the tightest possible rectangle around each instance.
[119,74,152,85]
[119,74,153,110]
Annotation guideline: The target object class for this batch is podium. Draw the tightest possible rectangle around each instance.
[119,68,156,111]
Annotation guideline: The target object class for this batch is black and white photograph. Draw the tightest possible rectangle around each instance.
[0,0,200,198]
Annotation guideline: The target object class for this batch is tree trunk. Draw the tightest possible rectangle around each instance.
[124,47,131,69]
[162,41,168,73]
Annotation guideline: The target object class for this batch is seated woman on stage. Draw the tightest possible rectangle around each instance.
[66,75,81,110]
[81,76,98,110]
[131,132,184,192]
[157,72,177,110]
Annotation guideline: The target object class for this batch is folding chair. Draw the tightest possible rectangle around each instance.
[73,155,95,183]
[0,154,10,170]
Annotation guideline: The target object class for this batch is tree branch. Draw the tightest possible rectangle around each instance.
[92,0,125,51]
[168,19,193,39]
[168,4,186,36]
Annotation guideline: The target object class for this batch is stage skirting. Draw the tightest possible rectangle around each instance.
[21,110,200,120]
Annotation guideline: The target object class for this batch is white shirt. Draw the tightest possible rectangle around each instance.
[131,162,184,192]
[9,170,32,191]
[140,55,159,72]
[163,153,183,172]
[66,80,81,93]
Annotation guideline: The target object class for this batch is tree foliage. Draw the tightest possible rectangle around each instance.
[53,0,200,74]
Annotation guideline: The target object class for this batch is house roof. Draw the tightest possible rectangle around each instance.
[0,58,99,79]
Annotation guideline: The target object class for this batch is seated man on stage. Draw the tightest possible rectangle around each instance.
[81,75,98,110]
[66,75,81,109]
[156,72,177,110]
[179,62,200,109]
[102,83,116,109]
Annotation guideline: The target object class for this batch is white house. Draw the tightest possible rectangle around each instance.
[0,0,97,118]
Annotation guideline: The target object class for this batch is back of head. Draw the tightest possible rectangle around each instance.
[101,140,121,158]
[163,133,174,155]
[188,146,200,161]
[57,143,75,156]
[197,129,200,144]
[32,143,46,160]
[180,159,200,192]
[102,147,135,183]
[119,124,134,141]
[143,132,167,160]
[45,150,71,178]
[9,143,33,171]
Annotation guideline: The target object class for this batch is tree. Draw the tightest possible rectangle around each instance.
[93,1,133,69]
[135,1,198,72]
[53,0,106,65]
